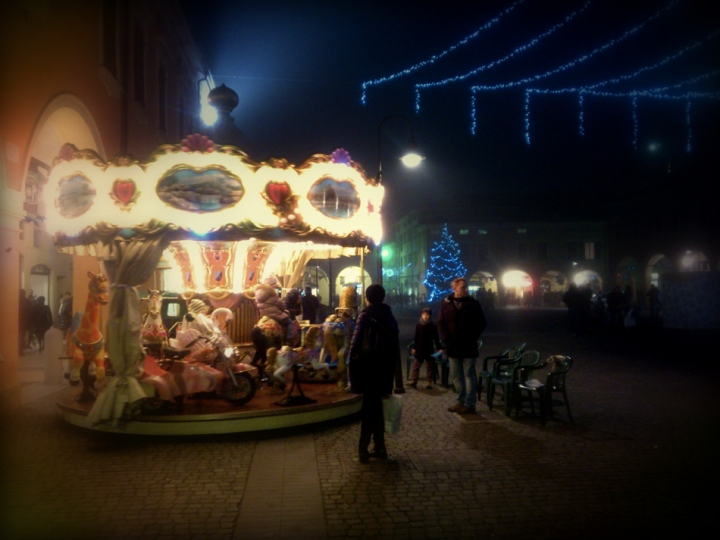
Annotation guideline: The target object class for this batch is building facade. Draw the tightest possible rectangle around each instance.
[391,204,609,306]
[0,0,208,410]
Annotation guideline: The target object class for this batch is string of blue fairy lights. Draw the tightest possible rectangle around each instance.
[363,0,718,149]
[414,0,593,112]
[470,0,681,135]
[359,0,527,105]
[522,59,720,146]
[423,224,467,301]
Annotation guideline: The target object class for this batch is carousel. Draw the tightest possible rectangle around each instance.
[48,136,383,435]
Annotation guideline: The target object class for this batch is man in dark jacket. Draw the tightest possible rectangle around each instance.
[301,286,320,323]
[437,277,487,414]
[348,284,399,463]
[607,285,625,329]
[33,296,54,351]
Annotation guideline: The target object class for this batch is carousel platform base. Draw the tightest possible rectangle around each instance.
[55,382,362,436]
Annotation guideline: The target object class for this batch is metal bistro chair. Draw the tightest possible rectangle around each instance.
[479,342,526,405]
[488,350,540,416]
[517,355,574,426]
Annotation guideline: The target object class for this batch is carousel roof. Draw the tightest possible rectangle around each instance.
[46,139,384,249]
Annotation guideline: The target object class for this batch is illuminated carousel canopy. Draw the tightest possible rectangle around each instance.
[46,139,384,249]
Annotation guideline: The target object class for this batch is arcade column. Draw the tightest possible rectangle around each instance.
[0,192,24,412]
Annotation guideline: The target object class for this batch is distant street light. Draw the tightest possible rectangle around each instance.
[375,114,423,395]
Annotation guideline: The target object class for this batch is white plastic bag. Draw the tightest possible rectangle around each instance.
[382,394,403,435]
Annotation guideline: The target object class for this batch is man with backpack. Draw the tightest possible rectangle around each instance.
[348,284,399,464]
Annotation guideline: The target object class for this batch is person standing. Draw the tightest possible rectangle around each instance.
[647,284,661,318]
[438,277,487,415]
[33,296,54,351]
[562,283,581,335]
[19,289,32,354]
[607,285,625,330]
[348,284,399,464]
[407,307,442,389]
[301,286,320,323]
[284,287,302,320]
[59,292,73,334]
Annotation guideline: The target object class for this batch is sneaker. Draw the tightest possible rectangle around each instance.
[448,403,462,412]
[456,405,476,414]
[406,381,417,388]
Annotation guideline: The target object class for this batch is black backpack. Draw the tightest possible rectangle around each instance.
[350,316,380,393]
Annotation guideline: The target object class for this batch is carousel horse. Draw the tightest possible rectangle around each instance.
[265,326,330,392]
[67,271,109,402]
[141,290,168,355]
[320,285,358,390]
[320,310,354,390]
[297,325,331,380]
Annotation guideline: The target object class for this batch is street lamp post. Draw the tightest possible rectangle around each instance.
[376,114,423,287]
[375,114,423,394]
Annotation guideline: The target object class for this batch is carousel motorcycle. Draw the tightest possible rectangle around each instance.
[141,331,258,409]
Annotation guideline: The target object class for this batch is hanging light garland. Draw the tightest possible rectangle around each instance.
[476,23,719,145]
[360,0,527,105]
[414,0,592,112]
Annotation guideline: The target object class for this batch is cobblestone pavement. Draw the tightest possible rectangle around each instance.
[1,308,717,539]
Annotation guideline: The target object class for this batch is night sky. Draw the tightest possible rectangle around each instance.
[180,0,719,225]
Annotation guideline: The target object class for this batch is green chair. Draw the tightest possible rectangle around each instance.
[479,342,526,404]
[488,350,540,416]
[517,355,574,426]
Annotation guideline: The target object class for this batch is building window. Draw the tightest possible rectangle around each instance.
[459,229,469,235]
[584,242,595,260]
[133,24,145,104]
[537,242,548,260]
[478,229,488,235]
[517,228,527,234]
[33,226,42,249]
[517,242,528,260]
[158,62,167,131]
[102,0,117,76]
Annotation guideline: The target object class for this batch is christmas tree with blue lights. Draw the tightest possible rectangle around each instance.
[424,224,467,301]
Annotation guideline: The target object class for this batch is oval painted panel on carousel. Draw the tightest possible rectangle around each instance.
[156,166,244,212]
[55,173,96,218]
[307,177,360,219]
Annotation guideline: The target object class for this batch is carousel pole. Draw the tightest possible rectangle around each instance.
[360,248,365,311]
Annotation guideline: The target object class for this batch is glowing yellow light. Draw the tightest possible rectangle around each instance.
[199,83,218,126]
[502,270,532,288]
[401,152,423,168]
[45,146,384,249]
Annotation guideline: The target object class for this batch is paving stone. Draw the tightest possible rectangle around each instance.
[3,315,719,539]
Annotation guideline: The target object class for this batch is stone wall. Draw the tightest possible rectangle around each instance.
[660,271,720,329]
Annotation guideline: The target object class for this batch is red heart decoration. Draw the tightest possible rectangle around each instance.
[114,180,136,204]
[266,182,290,205]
